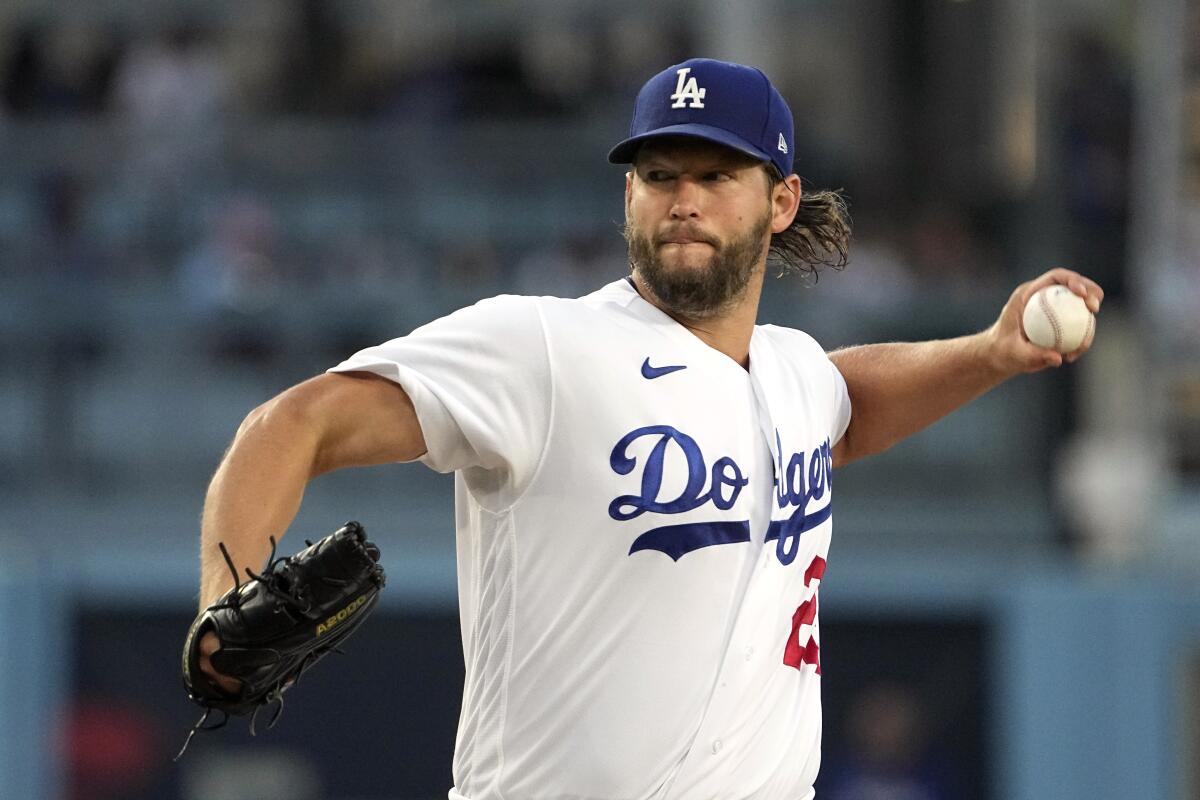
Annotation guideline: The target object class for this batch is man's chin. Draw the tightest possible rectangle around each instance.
[638,273,733,318]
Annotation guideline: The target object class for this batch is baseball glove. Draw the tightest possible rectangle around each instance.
[176,521,385,758]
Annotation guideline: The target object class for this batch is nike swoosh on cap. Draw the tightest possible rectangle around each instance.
[641,358,688,379]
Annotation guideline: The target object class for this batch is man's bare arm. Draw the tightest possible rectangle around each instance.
[199,371,426,607]
[829,268,1104,467]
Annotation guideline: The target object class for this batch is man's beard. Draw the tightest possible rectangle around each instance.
[625,214,771,319]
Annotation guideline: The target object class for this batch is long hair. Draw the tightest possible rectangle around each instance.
[767,171,852,282]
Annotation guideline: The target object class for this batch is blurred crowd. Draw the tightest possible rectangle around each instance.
[0,4,691,313]
[0,2,1124,312]
[0,2,691,121]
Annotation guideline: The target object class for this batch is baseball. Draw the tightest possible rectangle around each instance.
[1021,285,1096,353]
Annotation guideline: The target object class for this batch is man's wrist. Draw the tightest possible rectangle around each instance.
[971,327,1019,383]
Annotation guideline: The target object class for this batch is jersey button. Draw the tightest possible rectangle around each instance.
[744,646,755,660]
[711,739,723,754]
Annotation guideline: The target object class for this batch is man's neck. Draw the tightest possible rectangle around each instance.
[630,270,764,369]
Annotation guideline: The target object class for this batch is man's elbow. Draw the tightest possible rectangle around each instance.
[236,399,273,438]
[230,384,324,468]
[236,389,302,439]
[831,424,898,468]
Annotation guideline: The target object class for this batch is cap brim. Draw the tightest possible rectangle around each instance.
[607,123,772,166]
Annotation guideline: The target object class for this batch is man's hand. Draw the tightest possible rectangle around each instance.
[984,268,1104,374]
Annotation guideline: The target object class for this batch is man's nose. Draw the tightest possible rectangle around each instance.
[669,177,702,219]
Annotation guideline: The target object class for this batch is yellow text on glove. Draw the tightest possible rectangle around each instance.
[316,595,368,636]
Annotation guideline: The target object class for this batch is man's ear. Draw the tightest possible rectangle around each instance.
[771,174,802,234]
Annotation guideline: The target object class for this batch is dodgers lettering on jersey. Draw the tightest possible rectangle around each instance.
[329,279,851,800]
[607,425,833,570]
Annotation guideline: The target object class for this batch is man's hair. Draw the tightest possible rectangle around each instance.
[766,169,851,281]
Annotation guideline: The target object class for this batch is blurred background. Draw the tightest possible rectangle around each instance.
[0,0,1197,797]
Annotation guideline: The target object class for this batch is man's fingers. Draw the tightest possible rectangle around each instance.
[1030,342,1063,369]
[1019,269,1105,314]
[1062,273,1104,312]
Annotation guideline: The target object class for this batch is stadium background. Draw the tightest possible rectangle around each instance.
[0,0,1198,798]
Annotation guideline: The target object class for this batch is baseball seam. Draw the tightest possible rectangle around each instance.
[1039,289,1063,351]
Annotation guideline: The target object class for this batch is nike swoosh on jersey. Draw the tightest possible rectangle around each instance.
[641,358,687,379]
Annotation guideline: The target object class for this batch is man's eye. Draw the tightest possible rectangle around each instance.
[646,170,672,182]
[704,172,731,182]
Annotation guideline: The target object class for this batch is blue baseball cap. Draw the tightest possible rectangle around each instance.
[608,58,795,178]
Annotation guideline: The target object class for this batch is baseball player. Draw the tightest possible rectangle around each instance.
[194,58,1103,798]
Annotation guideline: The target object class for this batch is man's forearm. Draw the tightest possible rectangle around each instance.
[828,332,1013,464]
[199,396,319,608]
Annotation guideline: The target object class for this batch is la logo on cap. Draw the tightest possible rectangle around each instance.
[670,67,706,109]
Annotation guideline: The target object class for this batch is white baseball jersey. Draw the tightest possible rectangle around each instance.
[329,278,851,800]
